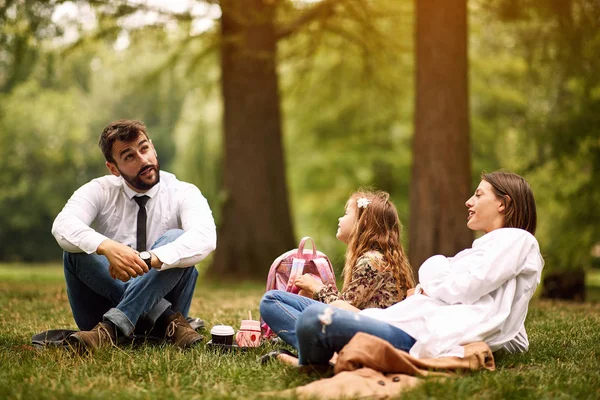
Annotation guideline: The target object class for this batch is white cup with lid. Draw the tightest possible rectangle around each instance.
[210,325,235,346]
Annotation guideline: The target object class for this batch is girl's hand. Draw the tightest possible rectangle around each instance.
[295,274,324,293]
[330,300,360,313]
[298,289,314,298]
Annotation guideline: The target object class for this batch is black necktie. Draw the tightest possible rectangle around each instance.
[134,195,150,251]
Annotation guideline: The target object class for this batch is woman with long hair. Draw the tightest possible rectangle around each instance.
[288,171,544,366]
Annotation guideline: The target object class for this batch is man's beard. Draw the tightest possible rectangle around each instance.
[119,162,160,191]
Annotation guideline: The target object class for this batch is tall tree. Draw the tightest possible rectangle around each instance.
[409,0,472,272]
[209,0,342,278]
[209,0,294,278]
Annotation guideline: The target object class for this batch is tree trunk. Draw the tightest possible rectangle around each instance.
[208,0,295,280]
[409,0,473,275]
[542,269,586,302]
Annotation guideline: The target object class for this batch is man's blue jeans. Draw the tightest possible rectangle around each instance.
[296,303,416,366]
[260,290,321,349]
[63,229,198,336]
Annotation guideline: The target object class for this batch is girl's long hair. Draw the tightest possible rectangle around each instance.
[342,190,415,297]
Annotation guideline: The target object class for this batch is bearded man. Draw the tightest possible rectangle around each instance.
[52,119,216,352]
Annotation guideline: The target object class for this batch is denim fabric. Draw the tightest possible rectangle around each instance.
[295,303,416,366]
[63,229,198,336]
[259,290,320,349]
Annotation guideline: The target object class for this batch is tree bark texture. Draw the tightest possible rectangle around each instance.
[409,0,473,275]
[209,0,296,279]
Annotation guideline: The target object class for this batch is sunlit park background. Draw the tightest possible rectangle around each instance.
[1,0,600,399]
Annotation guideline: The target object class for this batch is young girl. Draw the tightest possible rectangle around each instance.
[288,171,544,366]
[259,190,415,350]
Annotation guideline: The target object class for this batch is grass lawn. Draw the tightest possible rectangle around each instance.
[1,264,599,400]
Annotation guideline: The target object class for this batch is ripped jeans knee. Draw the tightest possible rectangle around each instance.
[295,303,415,366]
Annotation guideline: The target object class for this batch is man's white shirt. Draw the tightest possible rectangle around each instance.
[52,171,216,270]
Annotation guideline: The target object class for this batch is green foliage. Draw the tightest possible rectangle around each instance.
[0,0,598,277]
[0,0,70,92]
[1,265,599,399]
[0,80,100,261]
[280,0,414,268]
[470,0,600,271]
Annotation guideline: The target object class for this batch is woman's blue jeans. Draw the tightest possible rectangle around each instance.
[260,290,416,364]
[296,303,416,365]
[63,229,198,336]
[260,290,321,349]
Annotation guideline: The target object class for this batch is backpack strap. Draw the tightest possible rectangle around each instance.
[285,237,316,293]
[285,257,305,293]
[265,252,287,291]
[312,257,336,286]
[296,237,317,260]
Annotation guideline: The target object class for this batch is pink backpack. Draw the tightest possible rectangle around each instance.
[261,237,337,337]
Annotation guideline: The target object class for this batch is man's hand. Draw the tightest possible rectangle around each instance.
[97,239,149,282]
[150,252,162,270]
[108,264,129,282]
[295,274,324,294]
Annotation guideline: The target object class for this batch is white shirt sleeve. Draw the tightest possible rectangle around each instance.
[151,185,217,270]
[51,181,110,254]
[420,229,536,305]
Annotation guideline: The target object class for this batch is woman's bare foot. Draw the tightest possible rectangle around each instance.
[277,353,300,366]
[280,353,335,376]
[276,352,337,367]
[260,350,334,374]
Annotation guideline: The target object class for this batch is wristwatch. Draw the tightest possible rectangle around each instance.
[139,251,153,269]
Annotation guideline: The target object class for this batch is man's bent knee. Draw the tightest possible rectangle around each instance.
[63,251,105,273]
[152,229,184,248]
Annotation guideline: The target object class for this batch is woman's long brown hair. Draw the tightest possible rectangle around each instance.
[482,171,537,235]
[342,190,415,298]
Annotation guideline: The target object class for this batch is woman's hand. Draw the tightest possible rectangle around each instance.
[295,274,324,294]
[407,285,427,297]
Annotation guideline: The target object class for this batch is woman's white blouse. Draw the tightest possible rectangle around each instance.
[359,228,544,358]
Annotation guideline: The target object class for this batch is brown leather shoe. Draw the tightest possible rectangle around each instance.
[68,322,116,353]
[164,313,203,349]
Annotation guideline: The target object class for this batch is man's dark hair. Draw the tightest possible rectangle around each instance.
[99,119,148,163]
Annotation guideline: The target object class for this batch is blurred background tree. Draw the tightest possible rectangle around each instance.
[0,0,598,300]
[410,0,472,273]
